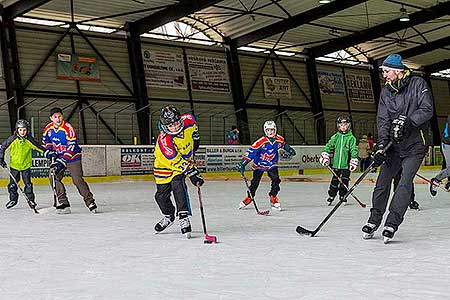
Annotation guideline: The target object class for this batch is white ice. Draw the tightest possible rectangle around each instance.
[1,171,450,300]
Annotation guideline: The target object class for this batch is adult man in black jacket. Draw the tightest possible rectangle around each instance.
[361,54,433,243]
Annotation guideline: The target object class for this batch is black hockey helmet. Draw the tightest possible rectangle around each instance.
[160,105,183,135]
[336,115,351,132]
[15,119,30,131]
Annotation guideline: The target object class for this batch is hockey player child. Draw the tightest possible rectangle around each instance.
[0,119,57,209]
[153,105,203,238]
[42,107,97,214]
[236,121,296,211]
[319,116,358,206]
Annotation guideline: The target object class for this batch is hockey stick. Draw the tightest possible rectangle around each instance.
[196,185,218,244]
[296,141,393,237]
[241,174,270,216]
[7,169,39,214]
[326,166,366,208]
[415,173,448,192]
[49,163,59,208]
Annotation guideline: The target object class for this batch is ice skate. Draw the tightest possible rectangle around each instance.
[445,181,450,191]
[88,202,98,214]
[238,196,252,209]
[154,215,175,234]
[179,213,192,239]
[429,178,439,196]
[6,199,18,209]
[270,195,281,211]
[27,199,37,209]
[339,196,347,206]
[409,200,420,210]
[382,226,395,244]
[362,223,378,239]
[55,203,71,214]
[326,196,334,206]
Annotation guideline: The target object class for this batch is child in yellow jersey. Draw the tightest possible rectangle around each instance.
[153,105,203,238]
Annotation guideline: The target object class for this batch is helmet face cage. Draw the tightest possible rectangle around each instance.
[336,116,351,132]
[264,120,277,136]
[160,105,183,135]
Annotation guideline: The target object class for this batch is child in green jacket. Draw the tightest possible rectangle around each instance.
[319,116,358,205]
[0,120,57,209]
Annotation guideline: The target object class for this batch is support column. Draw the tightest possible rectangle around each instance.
[126,22,150,145]
[305,51,325,144]
[369,58,382,110]
[224,37,250,144]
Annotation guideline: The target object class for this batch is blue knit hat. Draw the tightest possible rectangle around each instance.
[380,54,405,71]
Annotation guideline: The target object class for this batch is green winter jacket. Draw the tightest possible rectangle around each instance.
[323,130,358,169]
[0,134,45,171]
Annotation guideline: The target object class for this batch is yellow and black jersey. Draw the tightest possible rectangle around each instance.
[154,114,199,184]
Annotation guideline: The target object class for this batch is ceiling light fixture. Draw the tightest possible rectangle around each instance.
[399,6,410,22]
[319,0,332,4]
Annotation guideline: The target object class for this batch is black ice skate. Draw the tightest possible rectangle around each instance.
[326,197,334,206]
[382,226,395,244]
[179,212,192,239]
[409,200,420,210]
[429,178,439,196]
[154,215,175,234]
[6,199,18,209]
[362,223,378,239]
[88,202,98,214]
[445,181,450,191]
[339,196,347,206]
[55,203,71,214]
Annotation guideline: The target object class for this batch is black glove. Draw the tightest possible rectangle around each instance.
[44,149,59,161]
[236,160,248,175]
[192,130,200,141]
[391,115,410,143]
[0,158,6,168]
[371,150,386,168]
[187,167,204,187]
[287,147,296,158]
[50,158,66,175]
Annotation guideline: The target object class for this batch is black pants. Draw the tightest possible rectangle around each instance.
[155,174,191,217]
[328,169,350,198]
[8,168,34,203]
[247,168,281,197]
[368,152,423,231]
[393,168,415,202]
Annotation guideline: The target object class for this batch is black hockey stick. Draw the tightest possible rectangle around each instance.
[326,165,366,208]
[415,173,448,192]
[7,169,39,214]
[241,174,270,216]
[196,185,218,244]
[297,142,392,237]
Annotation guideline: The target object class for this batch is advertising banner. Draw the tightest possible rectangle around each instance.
[188,55,230,92]
[345,73,374,103]
[56,53,100,81]
[262,76,292,99]
[142,50,186,89]
[121,147,154,175]
[318,70,345,96]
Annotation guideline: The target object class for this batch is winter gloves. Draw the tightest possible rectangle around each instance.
[392,115,410,143]
[319,152,330,166]
[236,160,248,175]
[50,158,66,175]
[349,158,359,172]
[187,167,204,187]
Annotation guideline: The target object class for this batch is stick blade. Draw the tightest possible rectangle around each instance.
[296,226,314,236]
[204,234,218,244]
[258,209,270,216]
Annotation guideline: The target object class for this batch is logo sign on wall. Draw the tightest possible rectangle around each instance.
[188,55,230,92]
[56,53,100,81]
[318,70,344,96]
[345,73,374,103]
[121,147,154,175]
[262,76,292,99]
[142,50,186,89]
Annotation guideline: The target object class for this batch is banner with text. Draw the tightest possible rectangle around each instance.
[318,70,345,96]
[188,55,230,92]
[142,50,186,89]
[262,76,292,99]
[121,147,154,175]
[56,53,100,81]
[345,73,374,103]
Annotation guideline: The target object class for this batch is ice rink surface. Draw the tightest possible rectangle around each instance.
[1,171,450,300]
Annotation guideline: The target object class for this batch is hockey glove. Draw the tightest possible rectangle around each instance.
[187,167,204,187]
[319,152,330,167]
[44,149,59,161]
[236,160,248,175]
[391,115,410,143]
[50,158,66,175]
[349,158,359,172]
[192,130,200,141]
[371,150,386,168]
[0,158,6,168]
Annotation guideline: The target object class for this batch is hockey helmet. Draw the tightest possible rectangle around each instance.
[264,120,277,136]
[336,116,351,132]
[160,105,183,135]
[15,119,30,131]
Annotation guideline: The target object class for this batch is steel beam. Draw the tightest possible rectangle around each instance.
[423,59,450,74]
[130,0,222,36]
[4,0,52,19]
[234,0,367,47]
[312,1,450,57]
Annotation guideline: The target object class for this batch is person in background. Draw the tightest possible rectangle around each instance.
[42,107,97,214]
[227,125,239,145]
[429,114,450,195]
[358,135,371,172]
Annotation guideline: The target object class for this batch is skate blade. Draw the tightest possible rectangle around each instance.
[90,209,98,214]
[383,237,392,244]
[271,206,282,211]
[185,232,192,239]
[362,233,374,240]
[56,208,71,214]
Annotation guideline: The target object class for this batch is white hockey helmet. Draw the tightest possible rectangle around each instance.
[264,120,277,135]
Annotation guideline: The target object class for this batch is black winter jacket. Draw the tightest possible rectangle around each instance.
[377,72,433,157]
